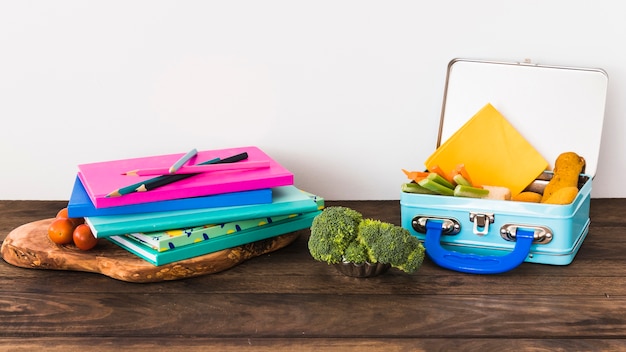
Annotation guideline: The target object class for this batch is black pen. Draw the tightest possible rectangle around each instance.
[135,152,249,193]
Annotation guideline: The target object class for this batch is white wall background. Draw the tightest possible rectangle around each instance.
[1,1,624,201]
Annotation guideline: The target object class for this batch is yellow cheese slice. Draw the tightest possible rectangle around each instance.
[425,103,548,196]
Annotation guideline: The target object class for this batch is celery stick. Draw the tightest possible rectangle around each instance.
[418,178,455,196]
[427,172,455,189]
[453,185,489,198]
[453,174,472,187]
[402,182,438,195]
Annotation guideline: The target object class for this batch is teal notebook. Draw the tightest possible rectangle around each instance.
[85,186,319,238]
[125,213,301,252]
[125,191,324,252]
[108,210,321,266]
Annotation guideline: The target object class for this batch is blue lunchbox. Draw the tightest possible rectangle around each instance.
[400,58,608,274]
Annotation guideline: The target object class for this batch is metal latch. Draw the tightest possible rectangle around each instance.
[412,216,461,235]
[500,224,553,244]
[469,212,494,236]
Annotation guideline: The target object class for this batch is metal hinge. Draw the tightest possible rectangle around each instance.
[411,216,461,235]
[500,224,553,244]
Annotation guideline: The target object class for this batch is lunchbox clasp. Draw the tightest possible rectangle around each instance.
[469,212,494,236]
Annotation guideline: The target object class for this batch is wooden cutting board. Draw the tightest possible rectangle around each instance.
[1,218,299,283]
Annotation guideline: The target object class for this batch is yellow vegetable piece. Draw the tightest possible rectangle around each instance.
[541,152,585,203]
[543,187,579,205]
[512,192,542,203]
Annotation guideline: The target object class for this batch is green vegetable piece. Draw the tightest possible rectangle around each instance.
[343,241,369,264]
[307,206,426,274]
[356,219,425,274]
[453,185,489,198]
[418,178,454,196]
[401,182,437,195]
[452,174,472,187]
[427,172,455,189]
[308,207,363,264]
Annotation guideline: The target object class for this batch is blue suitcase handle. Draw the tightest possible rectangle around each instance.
[424,219,534,274]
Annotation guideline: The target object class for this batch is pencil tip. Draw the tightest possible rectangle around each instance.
[124,170,138,176]
[106,190,121,198]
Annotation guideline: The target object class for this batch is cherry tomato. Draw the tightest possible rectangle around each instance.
[73,224,98,251]
[56,207,70,219]
[48,218,75,245]
[56,207,84,227]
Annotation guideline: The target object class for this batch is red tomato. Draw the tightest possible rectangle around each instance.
[48,218,75,245]
[72,224,98,251]
[56,207,84,227]
[56,207,70,219]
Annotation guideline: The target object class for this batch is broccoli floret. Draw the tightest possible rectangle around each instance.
[308,206,425,274]
[356,219,425,274]
[308,206,363,264]
[343,241,369,264]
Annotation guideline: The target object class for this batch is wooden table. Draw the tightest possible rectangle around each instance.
[1,199,626,351]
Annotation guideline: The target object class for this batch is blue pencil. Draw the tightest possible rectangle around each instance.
[168,148,198,173]
[106,148,198,198]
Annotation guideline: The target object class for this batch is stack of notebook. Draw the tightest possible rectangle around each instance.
[67,146,323,266]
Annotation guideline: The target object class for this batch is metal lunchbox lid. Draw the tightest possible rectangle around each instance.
[437,58,608,177]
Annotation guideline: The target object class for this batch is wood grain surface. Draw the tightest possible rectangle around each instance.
[1,218,299,283]
[1,199,626,351]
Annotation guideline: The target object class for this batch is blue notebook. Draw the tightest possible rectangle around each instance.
[85,186,320,238]
[108,210,320,266]
[67,176,273,217]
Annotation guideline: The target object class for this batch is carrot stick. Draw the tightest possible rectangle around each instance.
[428,165,455,185]
[451,164,478,187]
[402,169,429,182]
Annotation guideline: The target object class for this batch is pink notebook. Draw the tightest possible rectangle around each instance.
[77,146,294,208]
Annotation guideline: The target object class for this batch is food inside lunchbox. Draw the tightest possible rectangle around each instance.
[402,151,585,205]
[401,104,586,205]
